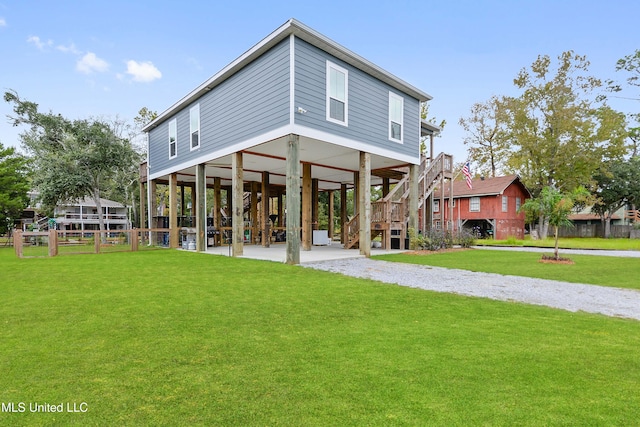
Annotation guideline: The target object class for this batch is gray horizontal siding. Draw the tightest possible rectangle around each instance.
[294,37,420,160]
[149,39,290,176]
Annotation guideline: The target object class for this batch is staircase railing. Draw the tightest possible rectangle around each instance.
[344,152,453,249]
[345,214,360,249]
[36,216,50,231]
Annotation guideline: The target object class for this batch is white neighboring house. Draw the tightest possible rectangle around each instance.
[53,196,131,231]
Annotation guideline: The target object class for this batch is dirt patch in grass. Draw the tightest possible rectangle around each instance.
[538,255,575,265]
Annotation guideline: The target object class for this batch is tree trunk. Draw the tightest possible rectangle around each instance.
[490,154,496,178]
[93,188,107,244]
[554,225,560,260]
[538,215,549,239]
[604,215,612,239]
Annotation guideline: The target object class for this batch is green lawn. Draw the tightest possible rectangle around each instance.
[374,249,640,289]
[1,248,640,425]
[478,236,640,250]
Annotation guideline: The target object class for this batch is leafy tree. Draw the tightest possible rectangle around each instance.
[603,49,640,161]
[628,127,640,158]
[420,102,446,156]
[519,186,590,260]
[0,142,30,234]
[100,116,145,228]
[459,95,510,177]
[4,90,139,241]
[592,157,640,237]
[130,107,159,226]
[133,106,158,130]
[504,51,628,202]
[607,49,640,104]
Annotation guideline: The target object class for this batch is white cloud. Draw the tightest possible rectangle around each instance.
[125,60,162,83]
[0,18,6,27]
[57,43,81,55]
[27,35,53,50]
[76,52,109,74]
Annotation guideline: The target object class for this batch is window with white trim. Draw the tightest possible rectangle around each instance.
[516,197,521,212]
[470,197,480,212]
[389,92,403,142]
[168,119,177,159]
[433,199,440,213]
[326,61,348,125]
[190,104,200,150]
[502,196,508,212]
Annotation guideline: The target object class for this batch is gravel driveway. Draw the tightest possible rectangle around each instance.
[303,256,640,321]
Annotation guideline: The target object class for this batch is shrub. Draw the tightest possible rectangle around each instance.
[410,228,453,251]
[455,228,477,248]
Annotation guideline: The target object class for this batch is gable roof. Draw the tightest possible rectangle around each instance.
[434,175,531,198]
[59,196,126,209]
[569,213,620,221]
[143,18,433,132]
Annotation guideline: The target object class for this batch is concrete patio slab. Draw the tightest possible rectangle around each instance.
[203,242,409,263]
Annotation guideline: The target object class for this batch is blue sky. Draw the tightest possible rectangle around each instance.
[1,0,638,163]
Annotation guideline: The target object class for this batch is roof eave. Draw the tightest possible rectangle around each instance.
[421,121,441,137]
[143,18,432,132]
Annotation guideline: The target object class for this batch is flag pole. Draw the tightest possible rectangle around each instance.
[452,159,471,180]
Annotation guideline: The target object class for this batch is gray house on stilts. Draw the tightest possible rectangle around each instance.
[140,18,453,264]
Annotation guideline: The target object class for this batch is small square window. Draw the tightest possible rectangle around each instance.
[470,197,480,212]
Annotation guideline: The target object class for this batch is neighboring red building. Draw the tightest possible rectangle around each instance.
[432,175,531,239]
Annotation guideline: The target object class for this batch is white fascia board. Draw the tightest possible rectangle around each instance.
[292,124,419,165]
[149,125,291,180]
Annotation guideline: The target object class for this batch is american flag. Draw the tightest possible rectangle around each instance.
[462,162,473,189]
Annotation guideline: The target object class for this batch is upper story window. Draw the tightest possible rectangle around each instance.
[502,196,508,212]
[516,197,522,212]
[190,104,200,150]
[168,119,177,159]
[326,61,348,126]
[389,92,403,143]
[433,199,440,213]
[470,196,480,212]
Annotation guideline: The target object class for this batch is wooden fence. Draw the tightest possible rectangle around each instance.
[556,224,638,238]
[13,229,171,258]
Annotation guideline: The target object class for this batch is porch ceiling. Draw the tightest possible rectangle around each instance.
[158,136,411,191]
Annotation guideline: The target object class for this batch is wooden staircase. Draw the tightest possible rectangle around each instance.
[345,152,453,249]
[626,210,640,222]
